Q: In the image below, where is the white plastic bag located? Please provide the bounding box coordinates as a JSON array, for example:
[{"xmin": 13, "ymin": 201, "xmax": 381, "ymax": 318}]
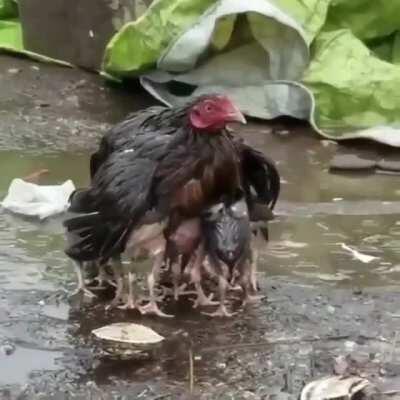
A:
[{"xmin": 1, "ymin": 178, "xmax": 75, "ymax": 220}]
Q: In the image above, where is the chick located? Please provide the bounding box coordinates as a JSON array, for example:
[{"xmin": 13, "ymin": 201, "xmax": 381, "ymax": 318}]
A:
[{"xmin": 201, "ymin": 194, "xmax": 255, "ymax": 317}]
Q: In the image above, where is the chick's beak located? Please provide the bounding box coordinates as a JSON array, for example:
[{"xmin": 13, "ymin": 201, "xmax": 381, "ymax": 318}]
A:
[{"xmin": 227, "ymin": 105, "xmax": 247, "ymax": 124}]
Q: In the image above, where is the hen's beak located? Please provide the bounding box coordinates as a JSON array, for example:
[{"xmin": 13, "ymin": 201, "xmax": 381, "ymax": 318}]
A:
[{"xmin": 227, "ymin": 105, "xmax": 247, "ymax": 124}]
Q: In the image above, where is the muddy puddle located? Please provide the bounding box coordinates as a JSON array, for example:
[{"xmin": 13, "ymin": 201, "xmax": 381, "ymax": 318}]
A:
[{"xmin": 0, "ymin": 55, "xmax": 400, "ymax": 399}]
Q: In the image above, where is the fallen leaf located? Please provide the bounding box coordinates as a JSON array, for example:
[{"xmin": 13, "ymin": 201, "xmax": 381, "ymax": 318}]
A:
[
  {"xmin": 92, "ymin": 323, "xmax": 164, "ymax": 344},
  {"xmin": 301, "ymin": 375, "xmax": 377, "ymax": 400}
]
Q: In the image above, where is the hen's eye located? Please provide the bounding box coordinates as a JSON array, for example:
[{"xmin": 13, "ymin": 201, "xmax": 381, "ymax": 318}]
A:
[{"xmin": 205, "ymin": 104, "xmax": 212, "ymax": 112}]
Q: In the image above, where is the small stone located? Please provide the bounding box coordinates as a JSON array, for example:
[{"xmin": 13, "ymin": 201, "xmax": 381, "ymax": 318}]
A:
[
  {"xmin": 380, "ymin": 362, "xmax": 400, "ymax": 377},
  {"xmin": 216, "ymin": 362, "xmax": 226, "ymax": 369},
  {"xmin": 242, "ymin": 391, "xmax": 258, "ymax": 400},
  {"xmin": 34, "ymin": 100, "xmax": 50, "ymax": 108},
  {"xmin": 327, "ymin": 305, "xmax": 335, "ymax": 314},
  {"xmin": 345, "ymin": 340, "xmax": 357, "ymax": 350},
  {"xmin": 8, "ymin": 68, "xmax": 20, "ymax": 74},
  {"xmin": 275, "ymin": 129, "xmax": 290, "ymax": 136},
  {"xmin": 321, "ymin": 139, "xmax": 337, "ymax": 147},
  {"xmin": 31, "ymin": 65, "xmax": 40, "ymax": 71},
  {"xmin": 334, "ymin": 355, "xmax": 349, "ymax": 375},
  {"xmin": 75, "ymin": 79, "xmax": 87, "ymax": 89},
  {"xmin": 1, "ymin": 344, "xmax": 15, "ymax": 355},
  {"xmin": 353, "ymin": 288, "xmax": 363, "ymax": 295},
  {"xmin": 66, "ymin": 95, "xmax": 80, "ymax": 107},
  {"xmin": 351, "ymin": 352, "xmax": 370, "ymax": 365}
]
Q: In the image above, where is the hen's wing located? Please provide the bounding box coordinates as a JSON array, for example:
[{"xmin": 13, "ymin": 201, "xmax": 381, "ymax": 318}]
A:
[
  {"xmin": 65, "ymin": 133, "xmax": 172, "ymax": 262},
  {"xmin": 90, "ymin": 106, "xmax": 176, "ymax": 178}
]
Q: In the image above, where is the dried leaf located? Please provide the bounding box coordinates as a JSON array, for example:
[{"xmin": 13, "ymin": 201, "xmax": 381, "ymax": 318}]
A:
[
  {"xmin": 301, "ymin": 375, "xmax": 377, "ymax": 400},
  {"xmin": 92, "ymin": 323, "xmax": 164, "ymax": 344}
]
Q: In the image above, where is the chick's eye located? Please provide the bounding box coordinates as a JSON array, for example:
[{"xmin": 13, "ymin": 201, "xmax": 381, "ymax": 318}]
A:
[{"xmin": 205, "ymin": 104, "xmax": 213, "ymax": 112}]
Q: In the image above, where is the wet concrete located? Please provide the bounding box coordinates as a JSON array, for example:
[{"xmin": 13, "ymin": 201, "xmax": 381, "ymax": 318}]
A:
[{"xmin": 1, "ymin": 54, "xmax": 400, "ymax": 399}]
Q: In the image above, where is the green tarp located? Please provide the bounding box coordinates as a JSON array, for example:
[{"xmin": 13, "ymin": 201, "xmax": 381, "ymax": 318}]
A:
[
  {"xmin": 0, "ymin": 0, "xmax": 22, "ymax": 51},
  {"xmin": 2, "ymin": 0, "xmax": 400, "ymax": 146}
]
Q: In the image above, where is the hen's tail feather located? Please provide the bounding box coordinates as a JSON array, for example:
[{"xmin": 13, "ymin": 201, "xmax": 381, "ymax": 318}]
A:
[
  {"xmin": 239, "ymin": 144, "xmax": 280, "ymax": 220},
  {"xmin": 64, "ymin": 213, "xmax": 110, "ymax": 262},
  {"xmin": 68, "ymin": 188, "xmax": 97, "ymax": 213}
]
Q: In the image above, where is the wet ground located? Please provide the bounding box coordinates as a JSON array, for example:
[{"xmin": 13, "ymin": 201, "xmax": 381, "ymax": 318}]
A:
[{"xmin": 0, "ymin": 54, "xmax": 400, "ymax": 399}]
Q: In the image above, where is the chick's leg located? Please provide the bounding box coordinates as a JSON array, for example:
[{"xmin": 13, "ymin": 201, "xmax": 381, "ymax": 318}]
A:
[
  {"xmin": 140, "ymin": 252, "xmax": 174, "ymax": 318},
  {"xmin": 86, "ymin": 261, "xmax": 117, "ymax": 290},
  {"xmin": 164, "ymin": 257, "xmax": 195, "ymax": 299},
  {"xmin": 241, "ymin": 261, "xmax": 265, "ymax": 306},
  {"xmin": 203, "ymin": 275, "xmax": 235, "ymax": 317},
  {"xmin": 118, "ymin": 272, "xmax": 138, "ymax": 310},
  {"xmin": 250, "ymin": 247, "xmax": 259, "ymax": 293},
  {"xmin": 71, "ymin": 261, "xmax": 97, "ymax": 298},
  {"xmin": 171, "ymin": 257, "xmax": 185, "ymax": 300},
  {"xmin": 190, "ymin": 247, "xmax": 218, "ymax": 308},
  {"xmin": 106, "ymin": 256, "xmax": 125, "ymax": 309}
]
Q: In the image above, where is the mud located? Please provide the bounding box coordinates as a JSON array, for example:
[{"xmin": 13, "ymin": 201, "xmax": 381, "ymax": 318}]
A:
[{"xmin": 0, "ymin": 54, "xmax": 400, "ymax": 399}]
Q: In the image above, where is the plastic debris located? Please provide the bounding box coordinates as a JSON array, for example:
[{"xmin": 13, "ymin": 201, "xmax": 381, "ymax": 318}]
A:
[
  {"xmin": 341, "ymin": 243, "xmax": 379, "ymax": 264},
  {"xmin": 1, "ymin": 178, "xmax": 75, "ymax": 219},
  {"xmin": 92, "ymin": 323, "xmax": 164, "ymax": 345}
]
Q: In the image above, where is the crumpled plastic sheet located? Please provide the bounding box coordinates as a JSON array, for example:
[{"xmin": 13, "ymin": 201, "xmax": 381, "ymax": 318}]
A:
[{"xmin": 1, "ymin": 178, "xmax": 75, "ymax": 220}]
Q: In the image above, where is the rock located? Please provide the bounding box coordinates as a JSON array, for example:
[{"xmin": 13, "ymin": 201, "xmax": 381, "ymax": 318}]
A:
[
  {"xmin": 329, "ymin": 154, "xmax": 376, "ymax": 171},
  {"xmin": 8, "ymin": 68, "xmax": 21, "ymax": 74},
  {"xmin": 377, "ymin": 159, "xmax": 400, "ymax": 172}
]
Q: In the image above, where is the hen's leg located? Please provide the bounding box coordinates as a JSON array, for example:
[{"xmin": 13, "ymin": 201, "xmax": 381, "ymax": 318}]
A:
[
  {"xmin": 106, "ymin": 256, "xmax": 125, "ymax": 309},
  {"xmin": 140, "ymin": 252, "xmax": 173, "ymax": 318},
  {"xmin": 71, "ymin": 261, "xmax": 97, "ymax": 298},
  {"xmin": 203, "ymin": 275, "xmax": 235, "ymax": 317}
]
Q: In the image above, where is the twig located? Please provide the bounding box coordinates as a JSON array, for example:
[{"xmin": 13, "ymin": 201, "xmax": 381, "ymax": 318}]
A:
[
  {"xmin": 152, "ymin": 394, "xmax": 172, "ymax": 400},
  {"xmin": 200, "ymin": 334, "xmax": 351, "ymax": 353},
  {"xmin": 189, "ymin": 347, "xmax": 194, "ymax": 394},
  {"xmin": 389, "ymin": 331, "xmax": 399, "ymax": 362},
  {"xmin": 382, "ymin": 390, "xmax": 400, "ymax": 396}
]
